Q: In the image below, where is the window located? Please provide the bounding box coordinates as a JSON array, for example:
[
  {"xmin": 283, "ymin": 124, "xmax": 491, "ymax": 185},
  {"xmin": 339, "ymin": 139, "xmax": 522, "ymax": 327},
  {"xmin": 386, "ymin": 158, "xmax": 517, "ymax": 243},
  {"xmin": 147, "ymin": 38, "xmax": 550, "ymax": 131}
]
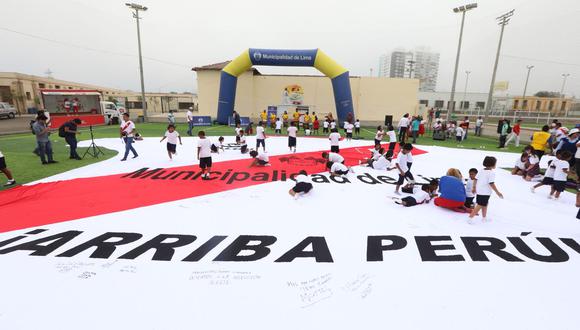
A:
[
  {"xmin": 561, "ymin": 101, "xmax": 567, "ymax": 111},
  {"xmin": 447, "ymin": 101, "xmax": 456, "ymax": 110},
  {"xmin": 522, "ymin": 100, "xmax": 528, "ymax": 109},
  {"xmin": 434, "ymin": 100, "xmax": 444, "ymax": 108},
  {"xmin": 549, "ymin": 101, "xmax": 554, "ymax": 110},
  {"xmin": 513, "ymin": 100, "xmax": 519, "ymax": 109},
  {"xmin": 535, "ymin": 101, "xmax": 541, "ymax": 111},
  {"xmin": 68, "ymin": 87, "xmax": 73, "ymax": 90},
  {"xmin": 127, "ymin": 101, "xmax": 143, "ymax": 109},
  {"xmin": 419, "ymin": 100, "xmax": 429, "ymax": 106},
  {"xmin": 476, "ymin": 102, "xmax": 485, "ymax": 109},
  {"xmin": 26, "ymin": 92, "xmax": 31, "ymax": 100},
  {"xmin": 38, "ymin": 83, "xmax": 46, "ymax": 89},
  {"xmin": 179, "ymin": 102, "xmax": 195, "ymax": 110},
  {"xmin": 461, "ymin": 101, "xmax": 470, "ymax": 109},
  {"xmin": 55, "ymin": 85, "xmax": 60, "ymax": 89}
]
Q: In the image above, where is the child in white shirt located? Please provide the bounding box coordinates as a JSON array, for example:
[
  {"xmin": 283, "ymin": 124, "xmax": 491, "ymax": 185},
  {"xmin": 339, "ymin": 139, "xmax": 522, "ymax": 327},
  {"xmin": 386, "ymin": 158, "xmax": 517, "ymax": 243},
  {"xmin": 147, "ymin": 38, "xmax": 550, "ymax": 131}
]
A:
[
  {"xmin": 289, "ymin": 170, "xmax": 313, "ymax": 198},
  {"xmin": 394, "ymin": 143, "xmax": 414, "ymax": 194},
  {"xmin": 328, "ymin": 129, "xmax": 341, "ymax": 153},
  {"xmin": 159, "ymin": 124, "xmax": 182, "ymax": 160},
  {"xmin": 549, "ymin": 151, "xmax": 572, "ymax": 200},
  {"xmin": 469, "ymin": 156, "xmax": 504, "ymax": 222},
  {"xmin": 327, "ymin": 161, "xmax": 350, "ymax": 177},
  {"xmin": 465, "ymin": 168, "xmax": 477, "ymax": 208},
  {"xmin": 394, "ymin": 185, "xmax": 431, "ymax": 207},
  {"xmin": 249, "ymin": 150, "xmax": 270, "ymax": 167}
]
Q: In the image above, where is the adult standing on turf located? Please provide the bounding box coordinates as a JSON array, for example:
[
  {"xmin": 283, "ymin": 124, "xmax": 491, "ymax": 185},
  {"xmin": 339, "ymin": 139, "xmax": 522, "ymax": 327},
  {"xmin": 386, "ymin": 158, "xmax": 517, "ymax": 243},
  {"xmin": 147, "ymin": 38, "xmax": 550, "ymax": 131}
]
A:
[
  {"xmin": 186, "ymin": 107, "xmax": 194, "ymax": 136},
  {"xmin": 498, "ymin": 119, "xmax": 509, "ymax": 148},
  {"xmin": 475, "ymin": 116, "xmax": 483, "ymax": 136},
  {"xmin": 32, "ymin": 109, "xmax": 51, "ymax": 156},
  {"xmin": 530, "ymin": 125, "xmax": 551, "ymax": 160},
  {"xmin": 33, "ymin": 114, "xmax": 57, "ymax": 165},
  {"xmin": 287, "ymin": 121, "xmax": 298, "ymax": 153},
  {"xmin": 120, "ymin": 113, "xmax": 138, "ymax": 161},
  {"xmin": 256, "ymin": 121, "xmax": 267, "ymax": 152},
  {"xmin": 62, "ymin": 118, "xmax": 82, "ymax": 160},
  {"xmin": 398, "ymin": 113, "xmax": 410, "ymax": 144},
  {"xmin": 0, "ymin": 149, "xmax": 16, "ymax": 186},
  {"xmin": 411, "ymin": 116, "xmax": 421, "ymax": 143},
  {"xmin": 233, "ymin": 110, "xmax": 241, "ymax": 127}
]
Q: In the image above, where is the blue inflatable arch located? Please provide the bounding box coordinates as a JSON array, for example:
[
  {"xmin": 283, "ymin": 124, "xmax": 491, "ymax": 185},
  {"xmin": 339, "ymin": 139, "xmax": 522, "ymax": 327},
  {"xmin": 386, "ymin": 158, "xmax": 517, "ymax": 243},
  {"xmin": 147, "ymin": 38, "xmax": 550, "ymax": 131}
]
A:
[{"xmin": 216, "ymin": 48, "xmax": 355, "ymax": 124}]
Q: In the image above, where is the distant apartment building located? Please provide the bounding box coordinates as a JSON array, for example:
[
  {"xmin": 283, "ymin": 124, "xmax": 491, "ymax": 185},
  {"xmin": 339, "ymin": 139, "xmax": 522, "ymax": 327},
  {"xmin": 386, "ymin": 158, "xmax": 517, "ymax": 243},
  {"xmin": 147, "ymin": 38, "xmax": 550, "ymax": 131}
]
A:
[{"xmin": 378, "ymin": 48, "xmax": 439, "ymax": 92}]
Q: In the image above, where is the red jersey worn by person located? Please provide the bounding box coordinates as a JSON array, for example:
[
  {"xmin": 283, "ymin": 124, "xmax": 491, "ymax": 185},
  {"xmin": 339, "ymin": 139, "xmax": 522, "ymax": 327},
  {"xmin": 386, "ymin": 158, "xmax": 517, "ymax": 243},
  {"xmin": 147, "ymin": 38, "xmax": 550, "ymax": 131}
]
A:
[{"xmin": 513, "ymin": 123, "xmax": 521, "ymax": 135}]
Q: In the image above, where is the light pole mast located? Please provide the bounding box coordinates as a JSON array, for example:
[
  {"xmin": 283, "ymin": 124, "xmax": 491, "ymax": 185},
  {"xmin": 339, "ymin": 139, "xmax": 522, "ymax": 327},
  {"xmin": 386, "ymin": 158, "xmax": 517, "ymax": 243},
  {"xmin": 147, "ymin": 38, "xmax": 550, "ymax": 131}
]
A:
[
  {"xmin": 462, "ymin": 70, "xmax": 471, "ymax": 111},
  {"xmin": 449, "ymin": 3, "xmax": 478, "ymax": 119},
  {"xmin": 521, "ymin": 65, "xmax": 534, "ymax": 113},
  {"xmin": 561, "ymin": 73, "xmax": 570, "ymax": 117},
  {"xmin": 484, "ymin": 9, "xmax": 514, "ymax": 123},
  {"xmin": 126, "ymin": 3, "xmax": 148, "ymax": 122}
]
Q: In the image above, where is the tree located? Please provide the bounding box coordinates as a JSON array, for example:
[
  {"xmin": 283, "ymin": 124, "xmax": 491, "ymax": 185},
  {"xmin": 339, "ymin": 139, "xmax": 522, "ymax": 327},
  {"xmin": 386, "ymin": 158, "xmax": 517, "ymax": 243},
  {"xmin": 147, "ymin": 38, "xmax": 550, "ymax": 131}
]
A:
[{"xmin": 534, "ymin": 91, "xmax": 561, "ymax": 98}]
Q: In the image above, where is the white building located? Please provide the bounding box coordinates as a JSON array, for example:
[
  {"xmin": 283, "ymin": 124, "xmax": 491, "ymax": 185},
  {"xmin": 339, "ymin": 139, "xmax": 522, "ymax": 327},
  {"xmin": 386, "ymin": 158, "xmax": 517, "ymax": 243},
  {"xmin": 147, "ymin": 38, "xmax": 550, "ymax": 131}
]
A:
[
  {"xmin": 418, "ymin": 91, "xmax": 488, "ymax": 112},
  {"xmin": 378, "ymin": 48, "xmax": 440, "ymax": 92}
]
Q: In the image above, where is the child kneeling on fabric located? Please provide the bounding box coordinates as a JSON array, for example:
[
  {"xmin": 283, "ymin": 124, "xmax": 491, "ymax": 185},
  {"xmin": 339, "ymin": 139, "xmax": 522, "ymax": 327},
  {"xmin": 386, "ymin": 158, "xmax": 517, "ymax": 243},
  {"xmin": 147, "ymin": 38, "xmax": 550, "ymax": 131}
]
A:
[
  {"xmin": 394, "ymin": 184, "xmax": 431, "ymax": 207},
  {"xmin": 289, "ymin": 170, "xmax": 313, "ymax": 198}
]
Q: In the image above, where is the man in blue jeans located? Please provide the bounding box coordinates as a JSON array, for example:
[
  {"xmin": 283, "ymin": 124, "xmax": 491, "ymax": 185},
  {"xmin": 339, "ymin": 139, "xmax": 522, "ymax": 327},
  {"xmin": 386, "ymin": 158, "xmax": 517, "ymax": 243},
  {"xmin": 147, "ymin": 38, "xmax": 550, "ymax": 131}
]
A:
[
  {"xmin": 32, "ymin": 114, "xmax": 58, "ymax": 165},
  {"xmin": 62, "ymin": 118, "xmax": 82, "ymax": 160},
  {"xmin": 120, "ymin": 113, "xmax": 139, "ymax": 161}
]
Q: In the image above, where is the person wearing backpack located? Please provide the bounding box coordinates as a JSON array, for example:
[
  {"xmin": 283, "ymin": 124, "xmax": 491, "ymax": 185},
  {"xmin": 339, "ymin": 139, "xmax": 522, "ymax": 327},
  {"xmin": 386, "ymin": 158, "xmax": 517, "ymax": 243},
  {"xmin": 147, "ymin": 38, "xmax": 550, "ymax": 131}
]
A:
[{"xmin": 60, "ymin": 118, "xmax": 82, "ymax": 160}]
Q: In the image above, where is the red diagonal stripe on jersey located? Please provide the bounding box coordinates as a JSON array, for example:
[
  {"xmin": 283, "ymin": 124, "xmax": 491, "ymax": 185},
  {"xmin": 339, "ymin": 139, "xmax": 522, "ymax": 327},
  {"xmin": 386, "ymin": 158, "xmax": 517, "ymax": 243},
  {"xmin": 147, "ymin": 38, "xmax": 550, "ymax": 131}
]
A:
[{"xmin": 0, "ymin": 144, "xmax": 426, "ymax": 233}]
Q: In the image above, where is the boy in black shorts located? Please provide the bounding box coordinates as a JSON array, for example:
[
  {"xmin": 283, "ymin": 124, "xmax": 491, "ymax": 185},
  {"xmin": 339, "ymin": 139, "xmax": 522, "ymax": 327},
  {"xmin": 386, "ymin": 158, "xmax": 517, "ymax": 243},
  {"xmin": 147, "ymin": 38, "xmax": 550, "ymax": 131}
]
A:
[
  {"xmin": 289, "ymin": 170, "xmax": 313, "ymax": 198},
  {"xmin": 0, "ymin": 150, "xmax": 16, "ymax": 186},
  {"xmin": 550, "ymin": 151, "xmax": 572, "ymax": 200},
  {"xmin": 197, "ymin": 131, "xmax": 213, "ymax": 180},
  {"xmin": 210, "ymin": 136, "xmax": 225, "ymax": 153}
]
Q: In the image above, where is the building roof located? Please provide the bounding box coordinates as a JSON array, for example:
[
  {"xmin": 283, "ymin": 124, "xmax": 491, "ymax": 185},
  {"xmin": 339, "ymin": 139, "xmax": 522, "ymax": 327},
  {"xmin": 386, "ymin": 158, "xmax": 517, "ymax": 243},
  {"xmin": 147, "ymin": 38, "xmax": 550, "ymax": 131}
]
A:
[{"xmin": 192, "ymin": 61, "xmax": 261, "ymax": 74}]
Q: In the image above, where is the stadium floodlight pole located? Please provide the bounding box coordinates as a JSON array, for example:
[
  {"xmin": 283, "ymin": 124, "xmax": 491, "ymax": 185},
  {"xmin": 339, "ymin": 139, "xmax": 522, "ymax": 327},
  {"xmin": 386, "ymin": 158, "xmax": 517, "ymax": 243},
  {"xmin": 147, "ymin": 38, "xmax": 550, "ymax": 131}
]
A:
[
  {"xmin": 126, "ymin": 3, "xmax": 148, "ymax": 122},
  {"xmin": 561, "ymin": 73, "xmax": 570, "ymax": 117},
  {"xmin": 521, "ymin": 65, "xmax": 534, "ymax": 113},
  {"xmin": 462, "ymin": 70, "xmax": 471, "ymax": 111},
  {"xmin": 484, "ymin": 9, "xmax": 514, "ymax": 123},
  {"xmin": 449, "ymin": 3, "xmax": 478, "ymax": 118}
]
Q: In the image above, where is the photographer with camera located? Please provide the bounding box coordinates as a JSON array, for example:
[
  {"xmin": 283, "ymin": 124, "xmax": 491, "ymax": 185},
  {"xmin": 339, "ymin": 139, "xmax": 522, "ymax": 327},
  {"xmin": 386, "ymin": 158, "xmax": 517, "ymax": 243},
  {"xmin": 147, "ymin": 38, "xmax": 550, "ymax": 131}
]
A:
[
  {"xmin": 59, "ymin": 118, "xmax": 82, "ymax": 160},
  {"xmin": 120, "ymin": 113, "xmax": 139, "ymax": 161},
  {"xmin": 32, "ymin": 114, "xmax": 57, "ymax": 165}
]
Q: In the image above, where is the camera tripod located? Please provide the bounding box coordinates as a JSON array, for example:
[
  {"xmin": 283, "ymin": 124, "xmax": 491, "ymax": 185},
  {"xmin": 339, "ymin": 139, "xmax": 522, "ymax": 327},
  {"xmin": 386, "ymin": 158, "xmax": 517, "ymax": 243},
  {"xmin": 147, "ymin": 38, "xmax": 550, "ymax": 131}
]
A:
[{"xmin": 82, "ymin": 125, "xmax": 104, "ymax": 159}]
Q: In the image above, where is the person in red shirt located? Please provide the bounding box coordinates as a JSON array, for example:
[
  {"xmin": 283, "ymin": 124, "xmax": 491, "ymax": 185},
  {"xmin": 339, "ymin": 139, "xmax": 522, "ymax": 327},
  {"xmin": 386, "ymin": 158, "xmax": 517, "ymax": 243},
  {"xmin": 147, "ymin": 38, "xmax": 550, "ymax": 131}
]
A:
[
  {"xmin": 312, "ymin": 117, "xmax": 320, "ymax": 135},
  {"xmin": 506, "ymin": 119, "xmax": 522, "ymax": 147}
]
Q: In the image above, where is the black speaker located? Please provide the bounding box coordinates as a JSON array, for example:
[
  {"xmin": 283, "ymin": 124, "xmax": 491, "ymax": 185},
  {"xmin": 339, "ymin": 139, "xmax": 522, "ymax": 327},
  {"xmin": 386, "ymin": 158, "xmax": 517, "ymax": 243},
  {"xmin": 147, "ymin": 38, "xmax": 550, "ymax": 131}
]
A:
[{"xmin": 384, "ymin": 115, "xmax": 393, "ymax": 126}]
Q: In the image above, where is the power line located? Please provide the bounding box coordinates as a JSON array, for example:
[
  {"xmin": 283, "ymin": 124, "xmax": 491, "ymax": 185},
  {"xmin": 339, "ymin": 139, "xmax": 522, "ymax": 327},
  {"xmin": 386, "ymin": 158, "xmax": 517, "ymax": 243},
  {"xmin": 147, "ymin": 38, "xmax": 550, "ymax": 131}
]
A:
[
  {"xmin": 501, "ymin": 54, "xmax": 580, "ymax": 67},
  {"xmin": 0, "ymin": 26, "xmax": 190, "ymax": 69}
]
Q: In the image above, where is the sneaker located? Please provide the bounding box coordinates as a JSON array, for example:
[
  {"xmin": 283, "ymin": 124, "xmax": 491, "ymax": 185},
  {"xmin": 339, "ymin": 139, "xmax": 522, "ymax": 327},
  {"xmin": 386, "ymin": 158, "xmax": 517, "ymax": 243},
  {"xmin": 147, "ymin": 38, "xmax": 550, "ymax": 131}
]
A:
[
  {"xmin": 467, "ymin": 217, "xmax": 475, "ymax": 225},
  {"xmin": 132, "ymin": 155, "xmax": 139, "ymax": 159},
  {"xmin": 4, "ymin": 179, "xmax": 16, "ymax": 187},
  {"xmin": 482, "ymin": 217, "xmax": 491, "ymax": 223},
  {"xmin": 548, "ymin": 195, "xmax": 553, "ymax": 199},
  {"xmin": 530, "ymin": 187, "xmax": 535, "ymax": 193},
  {"xmin": 264, "ymin": 163, "xmax": 271, "ymax": 166},
  {"xmin": 120, "ymin": 158, "xmax": 127, "ymax": 161},
  {"xmin": 48, "ymin": 160, "xmax": 58, "ymax": 164},
  {"xmin": 394, "ymin": 191, "xmax": 401, "ymax": 195},
  {"xmin": 42, "ymin": 161, "xmax": 48, "ymax": 165}
]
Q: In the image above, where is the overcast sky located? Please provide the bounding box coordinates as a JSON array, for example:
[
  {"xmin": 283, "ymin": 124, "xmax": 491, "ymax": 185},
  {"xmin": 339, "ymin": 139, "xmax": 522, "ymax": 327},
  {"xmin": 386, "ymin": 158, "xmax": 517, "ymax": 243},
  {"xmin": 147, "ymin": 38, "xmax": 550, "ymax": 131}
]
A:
[{"xmin": 2, "ymin": 0, "xmax": 579, "ymax": 97}]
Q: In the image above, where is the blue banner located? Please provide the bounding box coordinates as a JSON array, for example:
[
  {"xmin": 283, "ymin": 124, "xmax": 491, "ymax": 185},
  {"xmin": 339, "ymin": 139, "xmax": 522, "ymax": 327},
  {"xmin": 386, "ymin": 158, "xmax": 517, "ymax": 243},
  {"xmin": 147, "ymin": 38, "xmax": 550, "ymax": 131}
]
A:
[
  {"xmin": 228, "ymin": 116, "xmax": 250, "ymax": 127},
  {"xmin": 249, "ymin": 48, "xmax": 317, "ymax": 67},
  {"xmin": 191, "ymin": 116, "xmax": 212, "ymax": 126},
  {"xmin": 267, "ymin": 106, "xmax": 277, "ymax": 125}
]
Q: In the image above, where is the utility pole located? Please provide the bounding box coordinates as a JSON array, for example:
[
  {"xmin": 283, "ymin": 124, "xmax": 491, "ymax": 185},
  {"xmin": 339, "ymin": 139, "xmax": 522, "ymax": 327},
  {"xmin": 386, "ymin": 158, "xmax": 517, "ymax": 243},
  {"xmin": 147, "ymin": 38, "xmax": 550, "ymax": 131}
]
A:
[
  {"xmin": 561, "ymin": 73, "xmax": 570, "ymax": 117},
  {"xmin": 484, "ymin": 9, "xmax": 514, "ymax": 123},
  {"xmin": 521, "ymin": 65, "xmax": 534, "ymax": 113},
  {"xmin": 126, "ymin": 3, "xmax": 148, "ymax": 122},
  {"xmin": 462, "ymin": 70, "xmax": 471, "ymax": 111},
  {"xmin": 450, "ymin": 3, "xmax": 478, "ymax": 118}
]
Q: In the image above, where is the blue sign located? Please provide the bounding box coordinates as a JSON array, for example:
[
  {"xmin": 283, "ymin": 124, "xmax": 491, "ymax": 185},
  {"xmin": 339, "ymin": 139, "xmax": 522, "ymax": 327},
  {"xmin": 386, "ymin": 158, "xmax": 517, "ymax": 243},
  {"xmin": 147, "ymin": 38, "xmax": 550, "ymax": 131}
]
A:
[
  {"xmin": 267, "ymin": 106, "xmax": 277, "ymax": 125},
  {"xmin": 191, "ymin": 116, "xmax": 212, "ymax": 126},
  {"xmin": 249, "ymin": 48, "xmax": 317, "ymax": 67},
  {"xmin": 228, "ymin": 116, "xmax": 250, "ymax": 127}
]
